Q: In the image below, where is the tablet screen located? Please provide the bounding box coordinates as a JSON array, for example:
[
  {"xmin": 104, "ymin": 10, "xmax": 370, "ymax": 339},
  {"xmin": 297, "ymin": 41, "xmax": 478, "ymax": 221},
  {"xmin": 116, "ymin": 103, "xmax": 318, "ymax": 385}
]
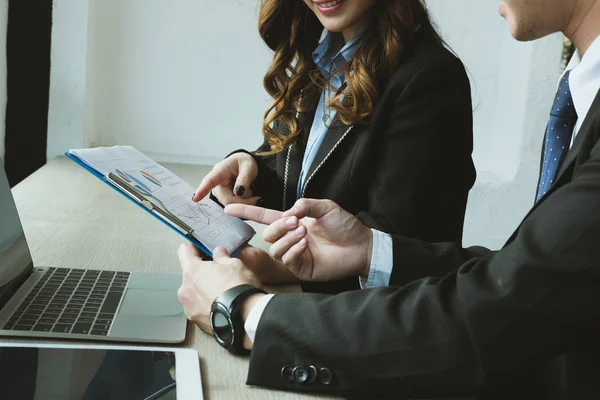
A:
[{"xmin": 0, "ymin": 347, "xmax": 177, "ymax": 399}]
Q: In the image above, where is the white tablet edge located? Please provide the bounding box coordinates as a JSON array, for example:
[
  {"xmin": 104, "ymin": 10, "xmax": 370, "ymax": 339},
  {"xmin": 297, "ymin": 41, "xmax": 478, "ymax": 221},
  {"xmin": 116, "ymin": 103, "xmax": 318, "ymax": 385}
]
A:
[{"xmin": 0, "ymin": 342, "xmax": 203, "ymax": 400}]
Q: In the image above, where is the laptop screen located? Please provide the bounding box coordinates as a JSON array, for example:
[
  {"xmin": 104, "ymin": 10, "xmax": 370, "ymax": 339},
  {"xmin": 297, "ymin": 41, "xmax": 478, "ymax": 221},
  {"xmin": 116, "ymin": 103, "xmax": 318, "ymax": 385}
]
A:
[{"xmin": 0, "ymin": 159, "xmax": 33, "ymax": 299}]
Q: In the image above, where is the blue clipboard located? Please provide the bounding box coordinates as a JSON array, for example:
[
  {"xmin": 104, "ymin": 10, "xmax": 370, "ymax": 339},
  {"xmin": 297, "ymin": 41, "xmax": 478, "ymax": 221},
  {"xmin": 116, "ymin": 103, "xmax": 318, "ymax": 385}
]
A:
[{"xmin": 65, "ymin": 152, "xmax": 247, "ymax": 258}]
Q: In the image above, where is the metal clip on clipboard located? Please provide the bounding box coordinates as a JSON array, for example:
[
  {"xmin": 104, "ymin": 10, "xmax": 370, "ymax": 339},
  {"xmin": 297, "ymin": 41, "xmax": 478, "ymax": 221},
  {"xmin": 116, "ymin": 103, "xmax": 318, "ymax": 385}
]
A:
[{"xmin": 107, "ymin": 172, "xmax": 195, "ymax": 237}]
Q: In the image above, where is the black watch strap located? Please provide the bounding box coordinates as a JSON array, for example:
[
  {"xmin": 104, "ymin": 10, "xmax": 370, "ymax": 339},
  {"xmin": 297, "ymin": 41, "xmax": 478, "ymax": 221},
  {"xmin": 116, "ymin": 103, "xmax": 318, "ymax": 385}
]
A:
[{"xmin": 212, "ymin": 284, "xmax": 266, "ymax": 355}]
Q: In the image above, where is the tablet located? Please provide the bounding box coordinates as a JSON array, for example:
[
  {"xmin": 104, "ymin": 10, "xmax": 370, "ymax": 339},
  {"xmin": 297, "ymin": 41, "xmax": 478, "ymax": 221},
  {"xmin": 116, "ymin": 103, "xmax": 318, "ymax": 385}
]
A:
[{"xmin": 0, "ymin": 342, "xmax": 202, "ymax": 399}]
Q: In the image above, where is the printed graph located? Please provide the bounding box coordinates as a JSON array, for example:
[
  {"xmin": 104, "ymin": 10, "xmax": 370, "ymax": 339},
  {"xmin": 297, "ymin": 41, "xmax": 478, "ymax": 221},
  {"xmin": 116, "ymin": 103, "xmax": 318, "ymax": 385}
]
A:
[
  {"xmin": 170, "ymin": 199, "xmax": 238, "ymax": 241},
  {"xmin": 178, "ymin": 203, "xmax": 212, "ymax": 225}
]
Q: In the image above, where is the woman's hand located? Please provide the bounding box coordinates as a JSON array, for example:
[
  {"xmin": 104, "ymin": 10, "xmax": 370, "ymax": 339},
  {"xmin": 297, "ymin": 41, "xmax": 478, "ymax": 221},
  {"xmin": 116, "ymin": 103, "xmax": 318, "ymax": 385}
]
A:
[
  {"xmin": 235, "ymin": 245, "xmax": 301, "ymax": 284},
  {"xmin": 192, "ymin": 153, "xmax": 261, "ymax": 206}
]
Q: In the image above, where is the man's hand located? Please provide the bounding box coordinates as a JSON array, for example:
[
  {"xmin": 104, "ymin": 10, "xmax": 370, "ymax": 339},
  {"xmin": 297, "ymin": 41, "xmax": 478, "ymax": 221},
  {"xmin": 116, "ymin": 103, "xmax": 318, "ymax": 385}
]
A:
[
  {"xmin": 225, "ymin": 199, "xmax": 373, "ymax": 282},
  {"xmin": 236, "ymin": 245, "xmax": 301, "ymax": 284},
  {"xmin": 177, "ymin": 243, "xmax": 265, "ymax": 350}
]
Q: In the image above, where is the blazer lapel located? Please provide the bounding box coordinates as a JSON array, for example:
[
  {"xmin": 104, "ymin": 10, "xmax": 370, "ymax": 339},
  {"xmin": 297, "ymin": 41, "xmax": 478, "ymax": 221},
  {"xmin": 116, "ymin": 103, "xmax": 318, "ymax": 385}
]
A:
[
  {"xmin": 535, "ymin": 88, "xmax": 600, "ymax": 206},
  {"xmin": 304, "ymin": 117, "xmax": 354, "ymax": 184},
  {"xmin": 281, "ymin": 93, "xmax": 319, "ymax": 209},
  {"xmin": 554, "ymin": 89, "xmax": 600, "ymax": 180},
  {"xmin": 301, "ymin": 81, "xmax": 356, "ymax": 188},
  {"xmin": 505, "ymin": 88, "xmax": 600, "ymax": 244},
  {"xmin": 282, "ymin": 141, "xmax": 304, "ymax": 210}
]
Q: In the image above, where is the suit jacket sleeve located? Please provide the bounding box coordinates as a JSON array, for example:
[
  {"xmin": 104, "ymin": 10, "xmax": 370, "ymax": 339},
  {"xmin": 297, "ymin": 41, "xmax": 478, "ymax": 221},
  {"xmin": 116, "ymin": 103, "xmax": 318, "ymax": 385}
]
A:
[
  {"xmin": 246, "ymin": 136, "xmax": 600, "ymax": 397},
  {"xmin": 353, "ymin": 58, "xmax": 476, "ymax": 284}
]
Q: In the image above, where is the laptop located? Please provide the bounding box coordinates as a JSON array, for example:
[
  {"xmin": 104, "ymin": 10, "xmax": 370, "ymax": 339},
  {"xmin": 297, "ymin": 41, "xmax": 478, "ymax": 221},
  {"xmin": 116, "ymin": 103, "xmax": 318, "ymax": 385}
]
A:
[{"xmin": 0, "ymin": 159, "xmax": 187, "ymax": 343}]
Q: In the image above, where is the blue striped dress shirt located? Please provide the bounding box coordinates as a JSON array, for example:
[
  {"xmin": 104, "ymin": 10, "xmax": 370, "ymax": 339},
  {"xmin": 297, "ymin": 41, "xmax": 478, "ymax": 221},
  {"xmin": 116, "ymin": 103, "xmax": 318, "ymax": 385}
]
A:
[{"xmin": 296, "ymin": 30, "xmax": 363, "ymax": 199}]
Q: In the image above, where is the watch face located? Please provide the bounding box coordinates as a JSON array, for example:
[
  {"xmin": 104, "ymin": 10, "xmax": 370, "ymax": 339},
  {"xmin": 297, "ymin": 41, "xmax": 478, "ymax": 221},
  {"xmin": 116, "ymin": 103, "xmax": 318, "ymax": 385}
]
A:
[{"xmin": 210, "ymin": 308, "xmax": 233, "ymax": 345}]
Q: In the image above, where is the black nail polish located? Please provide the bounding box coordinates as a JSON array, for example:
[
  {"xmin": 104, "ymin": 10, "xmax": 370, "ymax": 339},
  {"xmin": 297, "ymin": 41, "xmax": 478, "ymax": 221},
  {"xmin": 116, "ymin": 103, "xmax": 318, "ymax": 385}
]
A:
[
  {"xmin": 257, "ymin": 198, "xmax": 264, "ymax": 207},
  {"xmin": 235, "ymin": 186, "xmax": 246, "ymax": 197}
]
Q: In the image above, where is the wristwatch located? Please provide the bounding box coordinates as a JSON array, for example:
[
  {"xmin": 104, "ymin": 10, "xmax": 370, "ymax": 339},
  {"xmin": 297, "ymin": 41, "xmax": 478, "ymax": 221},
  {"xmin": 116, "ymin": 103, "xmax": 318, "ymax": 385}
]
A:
[{"xmin": 210, "ymin": 284, "xmax": 266, "ymax": 355}]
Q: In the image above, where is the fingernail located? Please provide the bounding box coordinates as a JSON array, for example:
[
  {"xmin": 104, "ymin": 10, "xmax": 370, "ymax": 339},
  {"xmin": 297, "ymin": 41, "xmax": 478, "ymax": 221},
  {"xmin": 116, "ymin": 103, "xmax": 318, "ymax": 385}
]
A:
[
  {"xmin": 234, "ymin": 186, "xmax": 246, "ymax": 197},
  {"xmin": 257, "ymin": 198, "xmax": 264, "ymax": 207},
  {"xmin": 285, "ymin": 217, "xmax": 297, "ymax": 228},
  {"xmin": 294, "ymin": 226, "xmax": 304, "ymax": 235}
]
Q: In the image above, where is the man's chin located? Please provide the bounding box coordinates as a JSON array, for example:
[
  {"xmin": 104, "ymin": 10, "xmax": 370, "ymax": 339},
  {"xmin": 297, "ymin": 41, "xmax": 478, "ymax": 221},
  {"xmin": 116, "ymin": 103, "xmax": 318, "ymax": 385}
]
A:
[
  {"xmin": 503, "ymin": 15, "xmax": 532, "ymax": 42},
  {"xmin": 510, "ymin": 27, "xmax": 545, "ymax": 43}
]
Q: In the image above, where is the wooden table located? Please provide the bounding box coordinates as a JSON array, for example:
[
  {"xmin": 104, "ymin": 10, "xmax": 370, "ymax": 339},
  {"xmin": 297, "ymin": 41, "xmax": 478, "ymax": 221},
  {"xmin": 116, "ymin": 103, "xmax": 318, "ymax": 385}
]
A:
[{"xmin": 8, "ymin": 156, "xmax": 336, "ymax": 400}]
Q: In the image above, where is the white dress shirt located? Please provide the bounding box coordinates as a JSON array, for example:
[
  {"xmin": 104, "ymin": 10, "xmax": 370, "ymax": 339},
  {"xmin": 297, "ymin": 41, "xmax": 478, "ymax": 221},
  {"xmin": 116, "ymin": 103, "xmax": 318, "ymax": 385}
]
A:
[
  {"xmin": 244, "ymin": 229, "xmax": 393, "ymax": 342},
  {"xmin": 244, "ymin": 34, "xmax": 600, "ymax": 343},
  {"xmin": 566, "ymin": 34, "xmax": 600, "ymax": 143}
]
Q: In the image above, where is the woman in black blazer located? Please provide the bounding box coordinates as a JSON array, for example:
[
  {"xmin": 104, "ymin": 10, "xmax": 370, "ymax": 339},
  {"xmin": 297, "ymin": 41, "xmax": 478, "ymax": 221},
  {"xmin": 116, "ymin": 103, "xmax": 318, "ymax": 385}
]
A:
[{"xmin": 193, "ymin": 0, "xmax": 475, "ymax": 294}]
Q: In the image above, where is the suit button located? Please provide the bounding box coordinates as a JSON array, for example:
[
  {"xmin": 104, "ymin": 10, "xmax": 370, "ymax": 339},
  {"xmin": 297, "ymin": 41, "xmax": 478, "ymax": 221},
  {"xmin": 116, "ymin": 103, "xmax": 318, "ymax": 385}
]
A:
[
  {"xmin": 318, "ymin": 367, "xmax": 333, "ymax": 385},
  {"xmin": 281, "ymin": 365, "xmax": 294, "ymax": 382},
  {"xmin": 293, "ymin": 366, "xmax": 308, "ymax": 383},
  {"xmin": 307, "ymin": 365, "xmax": 318, "ymax": 383}
]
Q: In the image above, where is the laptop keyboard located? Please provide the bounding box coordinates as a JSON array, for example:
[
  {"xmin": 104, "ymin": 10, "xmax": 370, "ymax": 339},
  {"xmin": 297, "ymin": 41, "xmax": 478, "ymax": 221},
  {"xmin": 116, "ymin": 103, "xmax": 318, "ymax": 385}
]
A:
[{"xmin": 2, "ymin": 267, "xmax": 130, "ymax": 336}]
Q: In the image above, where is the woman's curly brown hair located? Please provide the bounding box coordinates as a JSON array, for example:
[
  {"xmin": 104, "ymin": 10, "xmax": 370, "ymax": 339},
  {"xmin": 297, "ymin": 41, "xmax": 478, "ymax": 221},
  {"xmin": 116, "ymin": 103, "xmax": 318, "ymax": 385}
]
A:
[{"xmin": 257, "ymin": 0, "xmax": 441, "ymax": 155}]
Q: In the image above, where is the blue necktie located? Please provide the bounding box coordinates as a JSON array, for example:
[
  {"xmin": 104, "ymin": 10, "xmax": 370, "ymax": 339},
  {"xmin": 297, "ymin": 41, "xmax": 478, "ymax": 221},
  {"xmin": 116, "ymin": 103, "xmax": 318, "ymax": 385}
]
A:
[{"xmin": 536, "ymin": 71, "xmax": 578, "ymax": 202}]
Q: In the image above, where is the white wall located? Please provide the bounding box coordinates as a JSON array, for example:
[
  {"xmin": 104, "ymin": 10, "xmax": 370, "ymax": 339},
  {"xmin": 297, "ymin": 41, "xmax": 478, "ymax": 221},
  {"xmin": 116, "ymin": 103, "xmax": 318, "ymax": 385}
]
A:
[
  {"xmin": 48, "ymin": 0, "xmax": 273, "ymax": 165},
  {"xmin": 47, "ymin": 0, "xmax": 90, "ymax": 159},
  {"xmin": 87, "ymin": 0, "xmax": 272, "ymax": 165},
  {"xmin": 427, "ymin": 2, "xmax": 563, "ymax": 247},
  {"xmin": 0, "ymin": 0, "xmax": 8, "ymax": 160},
  {"xmin": 47, "ymin": 0, "xmax": 564, "ymax": 248}
]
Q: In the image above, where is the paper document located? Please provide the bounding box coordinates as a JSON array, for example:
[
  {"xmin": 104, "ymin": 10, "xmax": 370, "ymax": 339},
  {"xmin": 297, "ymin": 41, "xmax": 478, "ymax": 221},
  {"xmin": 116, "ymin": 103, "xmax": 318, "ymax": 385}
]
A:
[{"xmin": 67, "ymin": 146, "xmax": 255, "ymax": 254}]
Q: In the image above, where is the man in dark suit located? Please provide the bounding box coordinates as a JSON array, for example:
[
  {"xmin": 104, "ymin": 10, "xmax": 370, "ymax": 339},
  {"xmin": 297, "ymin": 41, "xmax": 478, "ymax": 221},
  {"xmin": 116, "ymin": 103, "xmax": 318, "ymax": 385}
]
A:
[{"xmin": 177, "ymin": 0, "xmax": 600, "ymax": 398}]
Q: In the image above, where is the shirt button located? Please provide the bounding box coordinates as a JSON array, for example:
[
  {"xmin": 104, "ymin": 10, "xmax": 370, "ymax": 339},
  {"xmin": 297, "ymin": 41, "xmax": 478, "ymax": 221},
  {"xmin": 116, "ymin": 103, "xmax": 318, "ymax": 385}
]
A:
[
  {"xmin": 307, "ymin": 365, "xmax": 318, "ymax": 383},
  {"xmin": 293, "ymin": 366, "xmax": 309, "ymax": 383},
  {"xmin": 280, "ymin": 365, "xmax": 294, "ymax": 383},
  {"xmin": 318, "ymin": 367, "xmax": 334, "ymax": 385}
]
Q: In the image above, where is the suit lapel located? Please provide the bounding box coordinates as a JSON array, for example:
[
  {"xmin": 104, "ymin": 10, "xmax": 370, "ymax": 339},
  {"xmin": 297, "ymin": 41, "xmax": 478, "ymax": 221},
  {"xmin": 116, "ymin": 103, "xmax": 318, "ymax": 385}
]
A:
[
  {"xmin": 534, "ymin": 88, "xmax": 600, "ymax": 205},
  {"xmin": 301, "ymin": 81, "xmax": 356, "ymax": 186},
  {"xmin": 505, "ymin": 88, "xmax": 600, "ymax": 244},
  {"xmin": 283, "ymin": 142, "xmax": 304, "ymax": 210},
  {"xmin": 554, "ymin": 89, "xmax": 600, "ymax": 180},
  {"xmin": 304, "ymin": 117, "xmax": 354, "ymax": 181},
  {"xmin": 281, "ymin": 92, "xmax": 319, "ymax": 209}
]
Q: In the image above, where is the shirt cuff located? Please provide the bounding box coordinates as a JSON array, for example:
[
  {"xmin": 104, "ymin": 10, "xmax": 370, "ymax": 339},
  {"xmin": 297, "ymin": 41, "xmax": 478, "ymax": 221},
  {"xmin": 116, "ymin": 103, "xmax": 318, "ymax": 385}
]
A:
[
  {"xmin": 359, "ymin": 229, "xmax": 393, "ymax": 289},
  {"xmin": 244, "ymin": 293, "xmax": 275, "ymax": 343}
]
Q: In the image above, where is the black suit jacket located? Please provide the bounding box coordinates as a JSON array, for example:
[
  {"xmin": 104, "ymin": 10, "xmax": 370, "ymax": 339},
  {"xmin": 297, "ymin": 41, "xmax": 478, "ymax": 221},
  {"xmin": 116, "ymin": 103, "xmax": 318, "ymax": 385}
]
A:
[
  {"xmin": 245, "ymin": 85, "xmax": 600, "ymax": 398},
  {"xmin": 239, "ymin": 29, "xmax": 475, "ymax": 294}
]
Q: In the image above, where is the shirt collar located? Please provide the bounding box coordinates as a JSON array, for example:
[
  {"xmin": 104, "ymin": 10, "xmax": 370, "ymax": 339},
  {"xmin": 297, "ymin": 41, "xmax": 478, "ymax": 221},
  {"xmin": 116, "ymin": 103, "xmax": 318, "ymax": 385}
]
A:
[
  {"xmin": 312, "ymin": 29, "xmax": 363, "ymax": 88},
  {"xmin": 563, "ymin": 34, "xmax": 600, "ymax": 125}
]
